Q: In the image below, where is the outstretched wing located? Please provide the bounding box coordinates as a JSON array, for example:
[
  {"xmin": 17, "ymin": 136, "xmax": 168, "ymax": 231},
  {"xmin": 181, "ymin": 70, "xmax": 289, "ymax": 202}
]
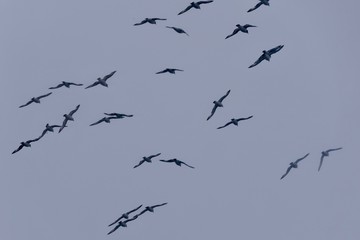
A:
[
  {"xmin": 181, "ymin": 161, "xmax": 195, "ymax": 169},
  {"xmin": 243, "ymin": 24, "xmax": 257, "ymax": 29},
  {"xmin": 247, "ymin": 2, "xmax": 263, "ymax": 13},
  {"xmin": 133, "ymin": 160, "xmax": 145, "ymax": 168},
  {"xmin": 69, "ymin": 104, "xmax": 80, "ymax": 116},
  {"xmin": 58, "ymin": 118, "xmax": 68, "ymax": 133},
  {"xmin": 148, "ymin": 153, "xmax": 161, "ymax": 159},
  {"xmin": 217, "ymin": 121, "xmax": 232, "ymax": 129},
  {"xmin": 103, "ymin": 71, "xmax": 116, "ymax": 82},
  {"xmin": 268, "ymin": 45, "xmax": 284, "ymax": 55},
  {"xmin": 19, "ymin": 99, "xmax": 34, "ymax": 108},
  {"xmin": 134, "ymin": 19, "xmax": 147, "ymax": 26},
  {"xmin": 218, "ymin": 90, "xmax": 231, "ymax": 103},
  {"xmin": 295, "ymin": 153, "xmax": 310, "ymax": 164},
  {"xmin": 90, "ymin": 118, "xmax": 105, "ymax": 126},
  {"xmin": 153, "ymin": 18, "xmax": 166, "ymax": 21},
  {"xmin": 280, "ymin": 166, "xmax": 292, "ymax": 180},
  {"xmin": 49, "ymin": 83, "xmax": 64, "ymax": 89},
  {"xmin": 127, "ymin": 204, "xmax": 143, "ymax": 215},
  {"xmin": 178, "ymin": 5, "xmax": 193, "ymax": 15},
  {"xmin": 249, "ymin": 54, "xmax": 266, "ymax": 68},
  {"xmin": 156, "ymin": 69, "xmax": 168, "ymax": 74},
  {"xmin": 85, "ymin": 81, "xmax": 99, "ymax": 89},
  {"xmin": 107, "ymin": 223, "xmax": 121, "ymax": 235},
  {"xmin": 225, "ymin": 28, "xmax": 240, "ymax": 39},
  {"xmin": 236, "ymin": 115, "xmax": 253, "ymax": 122},
  {"xmin": 159, "ymin": 159, "xmax": 174, "ymax": 163},
  {"xmin": 12, "ymin": 145, "xmax": 24, "ymax": 154},
  {"xmin": 327, "ymin": 147, "xmax": 343, "ymax": 153},
  {"xmin": 318, "ymin": 155, "xmax": 325, "ymax": 172},
  {"xmin": 198, "ymin": 1, "xmax": 214, "ymax": 5},
  {"xmin": 206, "ymin": 105, "xmax": 218, "ymax": 121},
  {"xmin": 68, "ymin": 82, "xmax": 83, "ymax": 86},
  {"xmin": 152, "ymin": 202, "xmax": 168, "ymax": 208},
  {"xmin": 108, "ymin": 216, "xmax": 124, "ymax": 227},
  {"xmin": 38, "ymin": 92, "xmax": 52, "ymax": 99}
]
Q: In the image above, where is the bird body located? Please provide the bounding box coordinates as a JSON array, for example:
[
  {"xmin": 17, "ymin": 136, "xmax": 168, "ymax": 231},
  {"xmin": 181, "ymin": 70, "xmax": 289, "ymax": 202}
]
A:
[
  {"xmin": 134, "ymin": 18, "xmax": 166, "ymax": 26},
  {"xmin": 280, "ymin": 153, "xmax": 310, "ymax": 179},
  {"xmin": 19, "ymin": 92, "xmax": 52, "ymax": 108},
  {"xmin": 59, "ymin": 104, "xmax": 80, "ymax": 133},
  {"xmin": 138, "ymin": 203, "xmax": 168, "ymax": 215},
  {"xmin": 207, "ymin": 90, "xmax": 231, "ymax": 121},
  {"xmin": 107, "ymin": 215, "xmax": 138, "ymax": 235},
  {"xmin": 247, "ymin": 0, "xmax": 270, "ymax": 13},
  {"xmin": 89, "ymin": 117, "xmax": 117, "ymax": 126},
  {"xmin": 217, "ymin": 116, "xmax": 253, "ymax": 129},
  {"xmin": 318, "ymin": 148, "xmax": 342, "ymax": 171},
  {"xmin": 225, "ymin": 24, "xmax": 256, "ymax": 39},
  {"xmin": 85, "ymin": 71, "xmax": 116, "ymax": 89},
  {"xmin": 12, "ymin": 137, "xmax": 42, "ymax": 154},
  {"xmin": 134, "ymin": 153, "xmax": 161, "ymax": 168},
  {"xmin": 156, "ymin": 68, "xmax": 184, "ymax": 74},
  {"xmin": 178, "ymin": 1, "xmax": 214, "ymax": 15},
  {"xmin": 108, "ymin": 204, "xmax": 143, "ymax": 227},
  {"xmin": 159, "ymin": 158, "xmax": 195, "ymax": 168},
  {"xmin": 104, "ymin": 113, "xmax": 133, "ymax": 119},
  {"xmin": 49, "ymin": 81, "xmax": 83, "ymax": 89},
  {"xmin": 166, "ymin": 26, "xmax": 189, "ymax": 36},
  {"xmin": 249, "ymin": 45, "xmax": 284, "ymax": 68}
]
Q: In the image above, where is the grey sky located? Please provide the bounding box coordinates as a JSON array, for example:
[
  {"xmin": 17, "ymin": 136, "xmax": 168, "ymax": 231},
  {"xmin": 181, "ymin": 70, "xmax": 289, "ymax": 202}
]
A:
[{"xmin": 1, "ymin": 0, "xmax": 360, "ymax": 239}]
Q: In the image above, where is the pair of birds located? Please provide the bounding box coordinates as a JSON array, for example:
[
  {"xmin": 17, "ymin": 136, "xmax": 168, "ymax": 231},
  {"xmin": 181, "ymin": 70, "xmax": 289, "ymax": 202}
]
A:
[
  {"xmin": 207, "ymin": 90, "xmax": 253, "ymax": 129},
  {"xmin": 134, "ymin": 19, "xmax": 189, "ymax": 36},
  {"xmin": 134, "ymin": 153, "xmax": 195, "ymax": 169},
  {"xmin": 107, "ymin": 203, "xmax": 167, "ymax": 235},
  {"xmin": 90, "ymin": 113, "xmax": 133, "ymax": 126},
  {"xmin": 280, "ymin": 148, "xmax": 343, "ymax": 179}
]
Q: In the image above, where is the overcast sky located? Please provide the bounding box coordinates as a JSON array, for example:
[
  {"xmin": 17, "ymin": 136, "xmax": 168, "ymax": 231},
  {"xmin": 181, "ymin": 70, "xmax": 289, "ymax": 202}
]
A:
[{"xmin": 1, "ymin": 0, "xmax": 360, "ymax": 239}]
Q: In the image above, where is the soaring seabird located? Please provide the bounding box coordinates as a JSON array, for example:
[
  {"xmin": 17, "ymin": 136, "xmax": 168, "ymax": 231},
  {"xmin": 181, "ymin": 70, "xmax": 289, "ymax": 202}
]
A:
[
  {"xmin": 217, "ymin": 116, "xmax": 253, "ymax": 129},
  {"xmin": 89, "ymin": 117, "xmax": 117, "ymax": 126},
  {"xmin": 108, "ymin": 204, "xmax": 143, "ymax": 227},
  {"xmin": 138, "ymin": 203, "xmax": 168, "ymax": 216},
  {"xmin": 59, "ymin": 104, "xmax": 80, "ymax": 133},
  {"xmin": 207, "ymin": 90, "xmax": 231, "ymax": 121},
  {"xmin": 85, "ymin": 71, "xmax": 116, "ymax": 89},
  {"xmin": 225, "ymin": 24, "xmax": 257, "ymax": 39},
  {"xmin": 19, "ymin": 92, "xmax": 52, "ymax": 108},
  {"xmin": 134, "ymin": 153, "xmax": 161, "ymax": 168},
  {"xmin": 318, "ymin": 148, "xmax": 343, "ymax": 171},
  {"xmin": 40, "ymin": 123, "xmax": 62, "ymax": 138},
  {"xmin": 178, "ymin": 1, "xmax": 214, "ymax": 15},
  {"xmin": 159, "ymin": 158, "xmax": 195, "ymax": 169},
  {"xmin": 247, "ymin": 0, "xmax": 270, "ymax": 13},
  {"xmin": 280, "ymin": 153, "xmax": 310, "ymax": 179},
  {"xmin": 104, "ymin": 113, "xmax": 134, "ymax": 119},
  {"xmin": 107, "ymin": 215, "xmax": 139, "ymax": 235},
  {"xmin": 166, "ymin": 26, "xmax": 189, "ymax": 36},
  {"xmin": 249, "ymin": 45, "xmax": 284, "ymax": 68},
  {"xmin": 49, "ymin": 81, "xmax": 83, "ymax": 89},
  {"xmin": 156, "ymin": 68, "xmax": 184, "ymax": 74},
  {"xmin": 134, "ymin": 18, "xmax": 166, "ymax": 26},
  {"xmin": 12, "ymin": 136, "xmax": 42, "ymax": 154}
]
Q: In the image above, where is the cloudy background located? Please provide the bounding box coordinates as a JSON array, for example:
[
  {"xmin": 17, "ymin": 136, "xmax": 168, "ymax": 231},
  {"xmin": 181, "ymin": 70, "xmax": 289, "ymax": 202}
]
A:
[{"xmin": 1, "ymin": 0, "xmax": 360, "ymax": 239}]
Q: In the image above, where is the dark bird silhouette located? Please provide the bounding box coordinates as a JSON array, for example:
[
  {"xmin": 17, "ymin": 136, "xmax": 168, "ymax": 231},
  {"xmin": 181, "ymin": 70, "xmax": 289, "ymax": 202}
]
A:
[
  {"xmin": 107, "ymin": 215, "xmax": 139, "ymax": 235},
  {"xmin": 134, "ymin": 18, "xmax": 166, "ymax": 26},
  {"xmin": 207, "ymin": 90, "xmax": 231, "ymax": 121},
  {"xmin": 166, "ymin": 26, "xmax": 189, "ymax": 36},
  {"xmin": 249, "ymin": 45, "xmax": 284, "ymax": 68},
  {"xmin": 225, "ymin": 24, "xmax": 257, "ymax": 39},
  {"xmin": 247, "ymin": 0, "xmax": 270, "ymax": 13},
  {"xmin": 49, "ymin": 81, "xmax": 83, "ymax": 89},
  {"xmin": 108, "ymin": 204, "xmax": 143, "ymax": 227},
  {"xmin": 178, "ymin": 1, "xmax": 214, "ymax": 15},
  {"xmin": 280, "ymin": 153, "xmax": 310, "ymax": 179},
  {"xmin": 159, "ymin": 158, "xmax": 194, "ymax": 169},
  {"xmin": 40, "ymin": 123, "xmax": 62, "ymax": 138},
  {"xmin": 85, "ymin": 71, "xmax": 116, "ymax": 89},
  {"xmin": 318, "ymin": 148, "xmax": 343, "ymax": 171},
  {"xmin": 156, "ymin": 68, "xmax": 184, "ymax": 74},
  {"xmin": 59, "ymin": 104, "xmax": 80, "ymax": 133},
  {"xmin": 19, "ymin": 92, "xmax": 52, "ymax": 108},
  {"xmin": 12, "ymin": 137, "xmax": 42, "ymax": 154},
  {"xmin": 217, "ymin": 116, "xmax": 253, "ymax": 129},
  {"xmin": 134, "ymin": 153, "xmax": 161, "ymax": 168},
  {"xmin": 138, "ymin": 203, "xmax": 168, "ymax": 216},
  {"xmin": 89, "ymin": 117, "xmax": 117, "ymax": 126}
]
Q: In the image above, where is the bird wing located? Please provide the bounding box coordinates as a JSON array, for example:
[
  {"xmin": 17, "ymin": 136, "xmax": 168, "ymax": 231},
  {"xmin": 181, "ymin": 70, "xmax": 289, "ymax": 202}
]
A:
[
  {"xmin": 327, "ymin": 147, "xmax": 343, "ymax": 153},
  {"xmin": 149, "ymin": 153, "xmax": 161, "ymax": 159},
  {"xmin": 156, "ymin": 69, "xmax": 168, "ymax": 74},
  {"xmin": 249, "ymin": 54, "xmax": 266, "ymax": 68},
  {"xmin": 318, "ymin": 155, "xmax": 325, "ymax": 171},
  {"xmin": 28, "ymin": 135, "xmax": 43, "ymax": 143},
  {"xmin": 107, "ymin": 223, "xmax": 121, "ymax": 235},
  {"xmin": 58, "ymin": 118, "xmax": 68, "ymax": 133},
  {"xmin": 236, "ymin": 115, "xmax": 253, "ymax": 122},
  {"xmin": 173, "ymin": 69, "xmax": 184, "ymax": 71},
  {"xmin": 49, "ymin": 83, "xmax": 64, "ymax": 89},
  {"xmin": 127, "ymin": 204, "xmax": 143, "ymax": 215},
  {"xmin": 280, "ymin": 166, "xmax": 292, "ymax": 180},
  {"xmin": 225, "ymin": 28, "xmax": 240, "ymax": 39},
  {"xmin": 68, "ymin": 82, "xmax": 83, "ymax": 86},
  {"xmin": 38, "ymin": 92, "xmax": 52, "ymax": 99},
  {"xmin": 133, "ymin": 160, "xmax": 145, "ymax": 168},
  {"xmin": 104, "ymin": 113, "xmax": 116, "ymax": 116},
  {"xmin": 268, "ymin": 45, "xmax": 284, "ymax": 55},
  {"xmin": 295, "ymin": 153, "xmax": 310, "ymax": 164},
  {"xmin": 217, "ymin": 121, "xmax": 232, "ymax": 129},
  {"xmin": 69, "ymin": 104, "xmax": 80, "ymax": 116},
  {"xmin": 181, "ymin": 161, "xmax": 195, "ymax": 169},
  {"xmin": 178, "ymin": 5, "xmax": 193, "ymax": 15},
  {"xmin": 40, "ymin": 129, "xmax": 48, "ymax": 138},
  {"xmin": 243, "ymin": 24, "xmax": 257, "ymax": 28},
  {"xmin": 247, "ymin": 2, "xmax": 263, "ymax": 12},
  {"xmin": 85, "ymin": 81, "xmax": 99, "ymax": 89},
  {"xmin": 198, "ymin": 0, "xmax": 213, "ymax": 4},
  {"xmin": 103, "ymin": 71, "xmax": 116, "ymax": 82},
  {"xmin": 206, "ymin": 105, "xmax": 218, "ymax": 121},
  {"xmin": 159, "ymin": 159, "xmax": 174, "ymax": 163},
  {"xmin": 108, "ymin": 216, "xmax": 124, "ymax": 227},
  {"xmin": 134, "ymin": 19, "xmax": 147, "ymax": 26},
  {"xmin": 152, "ymin": 202, "xmax": 168, "ymax": 208},
  {"xmin": 90, "ymin": 118, "xmax": 105, "ymax": 126},
  {"xmin": 153, "ymin": 18, "xmax": 166, "ymax": 21},
  {"xmin": 219, "ymin": 90, "xmax": 231, "ymax": 102},
  {"xmin": 12, "ymin": 145, "xmax": 24, "ymax": 154},
  {"xmin": 19, "ymin": 99, "xmax": 34, "ymax": 108}
]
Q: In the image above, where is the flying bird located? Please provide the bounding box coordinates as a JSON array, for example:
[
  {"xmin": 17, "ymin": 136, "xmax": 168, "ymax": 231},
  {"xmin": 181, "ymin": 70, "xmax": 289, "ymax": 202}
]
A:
[
  {"xmin": 108, "ymin": 204, "xmax": 143, "ymax": 227},
  {"xmin": 207, "ymin": 90, "xmax": 231, "ymax": 121},
  {"xmin": 49, "ymin": 81, "xmax": 83, "ymax": 89},
  {"xmin": 178, "ymin": 1, "xmax": 214, "ymax": 15},
  {"xmin": 89, "ymin": 117, "xmax": 117, "ymax": 126},
  {"xmin": 104, "ymin": 113, "xmax": 134, "ymax": 119},
  {"xmin": 156, "ymin": 68, "xmax": 184, "ymax": 74},
  {"xmin": 19, "ymin": 92, "xmax": 52, "ymax": 108},
  {"xmin": 249, "ymin": 45, "xmax": 284, "ymax": 68},
  {"xmin": 12, "ymin": 137, "xmax": 42, "ymax": 154},
  {"xmin": 159, "ymin": 158, "xmax": 195, "ymax": 169},
  {"xmin": 280, "ymin": 153, "xmax": 310, "ymax": 179},
  {"xmin": 134, "ymin": 153, "xmax": 161, "ymax": 168},
  {"xmin": 247, "ymin": 0, "xmax": 270, "ymax": 13},
  {"xmin": 107, "ymin": 215, "xmax": 139, "ymax": 235},
  {"xmin": 318, "ymin": 148, "xmax": 343, "ymax": 171},
  {"xmin": 85, "ymin": 71, "xmax": 116, "ymax": 89},
  {"xmin": 217, "ymin": 116, "xmax": 253, "ymax": 129},
  {"xmin": 166, "ymin": 26, "xmax": 189, "ymax": 36},
  {"xmin": 40, "ymin": 123, "xmax": 62, "ymax": 138},
  {"xmin": 134, "ymin": 18, "xmax": 166, "ymax": 26},
  {"xmin": 138, "ymin": 203, "xmax": 168, "ymax": 216},
  {"xmin": 225, "ymin": 24, "xmax": 257, "ymax": 39},
  {"xmin": 59, "ymin": 104, "xmax": 80, "ymax": 133}
]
